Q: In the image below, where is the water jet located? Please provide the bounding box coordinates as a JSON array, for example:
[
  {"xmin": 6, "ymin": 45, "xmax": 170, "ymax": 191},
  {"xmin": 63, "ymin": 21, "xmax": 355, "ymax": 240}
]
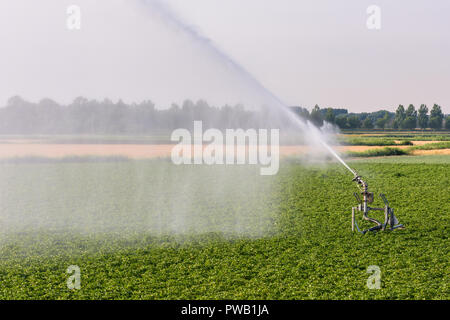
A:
[{"xmin": 143, "ymin": 0, "xmax": 407, "ymax": 234}]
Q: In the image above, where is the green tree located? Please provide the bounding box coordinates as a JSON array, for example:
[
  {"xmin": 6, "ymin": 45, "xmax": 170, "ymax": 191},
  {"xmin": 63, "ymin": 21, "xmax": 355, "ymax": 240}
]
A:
[
  {"xmin": 375, "ymin": 113, "xmax": 389, "ymax": 129},
  {"xmin": 394, "ymin": 105, "xmax": 406, "ymax": 129},
  {"xmin": 362, "ymin": 117, "xmax": 374, "ymax": 129},
  {"xmin": 402, "ymin": 104, "xmax": 417, "ymax": 129},
  {"xmin": 445, "ymin": 115, "xmax": 450, "ymax": 130},
  {"xmin": 347, "ymin": 115, "xmax": 361, "ymax": 129},
  {"xmin": 310, "ymin": 104, "xmax": 324, "ymax": 127},
  {"xmin": 335, "ymin": 115, "xmax": 348, "ymax": 129},
  {"xmin": 290, "ymin": 106, "xmax": 310, "ymax": 121},
  {"xmin": 324, "ymin": 108, "xmax": 335, "ymax": 124},
  {"xmin": 429, "ymin": 104, "xmax": 443, "ymax": 130},
  {"xmin": 418, "ymin": 104, "xmax": 429, "ymax": 130}
]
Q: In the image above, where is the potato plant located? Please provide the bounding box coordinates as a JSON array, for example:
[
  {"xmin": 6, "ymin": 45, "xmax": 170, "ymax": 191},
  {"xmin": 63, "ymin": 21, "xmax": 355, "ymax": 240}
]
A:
[{"xmin": 0, "ymin": 156, "xmax": 448, "ymax": 299}]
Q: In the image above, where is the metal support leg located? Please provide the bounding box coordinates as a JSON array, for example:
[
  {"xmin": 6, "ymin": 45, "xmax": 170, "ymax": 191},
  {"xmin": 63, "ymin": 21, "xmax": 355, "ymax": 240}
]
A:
[
  {"xmin": 352, "ymin": 207, "xmax": 355, "ymax": 232},
  {"xmin": 390, "ymin": 208, "xmax": 395, "ymax": 230},
  {"xmin": 382, "ymin": 206, "xmax": 389, "ymax": 231}
]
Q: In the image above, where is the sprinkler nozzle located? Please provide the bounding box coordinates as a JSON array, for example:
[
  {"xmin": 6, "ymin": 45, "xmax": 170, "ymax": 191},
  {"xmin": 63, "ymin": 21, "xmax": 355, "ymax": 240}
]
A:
[{"xmin": 351, "ymin": 171, "xmax": 367, "ymax": 190}]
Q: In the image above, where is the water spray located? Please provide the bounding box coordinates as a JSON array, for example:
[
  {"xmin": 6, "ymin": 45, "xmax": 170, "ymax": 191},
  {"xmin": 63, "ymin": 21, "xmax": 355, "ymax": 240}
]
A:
[
  {"xmin": 142, "ymin": 0, "xmax": 406, "ymax": 235},
  {"xmin": 350, "ymin": 171, "xmax": 405, "ymax": 234}
]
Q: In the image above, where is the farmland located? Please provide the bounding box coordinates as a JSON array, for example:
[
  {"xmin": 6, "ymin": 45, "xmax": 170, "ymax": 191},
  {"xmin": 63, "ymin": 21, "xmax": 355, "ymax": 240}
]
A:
[
  {"xmin": 0, "ymin": 150, "xmax": 448, "ymax": 299},
  {"xmin": 2, "ymin": 0, "xmax": 449, "ymax": 304},
  {"xmin": 0, "ymin": 132, "xmax": 449, "ymax": 160}
]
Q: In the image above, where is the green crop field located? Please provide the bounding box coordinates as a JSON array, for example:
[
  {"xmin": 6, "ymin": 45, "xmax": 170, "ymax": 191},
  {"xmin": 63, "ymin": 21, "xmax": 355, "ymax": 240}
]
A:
[{"xmin": 0, "ymin": 155, "xmax": 448, "ymax": 300}]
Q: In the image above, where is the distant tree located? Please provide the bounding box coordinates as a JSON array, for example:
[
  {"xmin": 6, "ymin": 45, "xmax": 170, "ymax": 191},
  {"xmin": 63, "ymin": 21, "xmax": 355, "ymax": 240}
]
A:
[
  {"xmin": 371, "ymin": 110, "xmax": 390, "ymax": 120},
  {"xmin": 182, "ymin": 99, "xmax": 195, "ymax": 113},
  {"xmin": 324, "ymin": 108, "xmax": 335, "ymax": 124},
  {"xmin": 418, "ymin": 104, "xmax": 429, "ymax": 130},
  {"xmin": 376, "ymin": 118, "xmax": 386, "ymax": 129},
  {"xmin": 402, "ymin": 104, "xmax": 417, "ymax": 129},
  {"xmin": 394, "ymin": 104, "xmax": 406, "ymax": 129},
  {"xmin": 392, "ymin": 121, "xmax": 399, "ymax": 129},
  {"xmin": 72, "ymin": 96, "xmax": 89, "ymax": 106},
  {"xmin": 333, "ymin": 109, "xmax": 348, "ymax": 116},
  {"xmin": 290, "ymin": 106, "xmax": 310, "ymax": 121},
  {"xmin": 1, "ymin": 95, "xmax": 439, "ymax": 134},
  {"xmin": 347, "ymin": 115, "xmax": 361, "ymax": 129},
  {"xmin": 429, "ymin": 104, "xmax": 444, "ymax": 130},
  {"xmin": 405, "ymin": 104, "xmax": 417, "ymax": 117},
  {"xmin": 36, "ymin": 98, "xmax": 62, "ymax": 133},
  {"xmin": 445, "ymin": 115, "xmax": 450, "ymax": 130},
  {"xmin": 335, "ymin": 115, "xmax": 348, "ymax": 129},
  {"xmin": 133, "ymin": 100, "xmax": 156, "ymax": 133},
  {"xmin": 310, "ymin": 104, "xmax": 323, "ymax": 127},
  {"xmin": 3, "ymin": 95, "xmax": 35, "ymax": 133},
  {"xmin": 362, "ymin": 117, "xmax": 374, "ymax": 129},
  {"xmin": 375, "ymin": 111, "xmax": 389, "ymax": 129},
  {"xmin": 7, "ymin": 95, "xmax": 28, "ymax": 108}
]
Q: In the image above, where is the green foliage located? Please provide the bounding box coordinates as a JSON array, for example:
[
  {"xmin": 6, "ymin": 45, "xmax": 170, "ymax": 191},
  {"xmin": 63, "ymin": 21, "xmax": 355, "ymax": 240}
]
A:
[
  {"xmin": 429, "ymin": 104, "xmax": 444, "ymax": 130},
  {"xmin": 0, "ymin": 159, "xmax": 448, "ymax": 299},
  {"xmin": 362, "ymin": 117, "xmax": 374, "ymax": 129},
  {"xmin": 353, "ymin": 134, "xmax": 449, "ymax": 141},
  {"xmin": 410, "ymin": 141, "xmax": 450, "ymax": 151},
  {"xmin": 345, "ymin": 140, "xmax": 450, "ymax": 157},
  {"xmin": 418, "ymin": 104, "xmax": 429, "ymax": 129},
  {"xmin": 0, "ymin": 97, "xmax": 440, "ymax": 133},
  {"xmin": 375, "ymin": 116, "xmax": 387, "ymax": 129},
  {"xmin": 347, "ymin": 115, "xmax": 361, "ymax": 129},
  {"xmin": 402, "ymin": 104, "xmax": 417, "ymax": 129},
  {"xmin": 290, "ymin": 107, "xmax": 310, "ymax": 121},
  {"xmin": 330, "ymin": 110, "xmax": 393, "ymax": 130},
  {"xmin": 324, "ymin": 108, "xmax": 335, "ymax": 124},
  {"xmin": 310, "ymin": 105, "xmax": 324, "ymax": 127},
  {"xmin": 339, "ymin": 137, "xmax": 412, "ymax": 146},
  {"xmin": 346, "ymin": 147, "xmax": 411, "ymax": 157},
  {"xmin": 335, "ymin": 115, "xmax": 348, "ymax": 129},
  {"xmin": 405, "ymin": 104, "xmax": 417, "ymax": 118},
  {"xmin": 394, "ymin": 105, "xmax": 406, "ymax": 129}
]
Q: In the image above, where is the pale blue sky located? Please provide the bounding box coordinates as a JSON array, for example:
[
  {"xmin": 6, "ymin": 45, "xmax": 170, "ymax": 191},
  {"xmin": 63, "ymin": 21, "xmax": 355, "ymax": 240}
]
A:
[{"xmin": 0, "ymin": 0, "xmax": 448, "ymax": 112}]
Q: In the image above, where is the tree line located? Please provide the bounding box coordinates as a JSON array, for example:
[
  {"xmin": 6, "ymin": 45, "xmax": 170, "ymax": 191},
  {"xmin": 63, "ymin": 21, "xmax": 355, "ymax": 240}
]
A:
[
  {"xmin": 0, "ymin": 96, "xmax": 448, "ymax": 134},
  {"xmin": 0, "ymin": 96, "xmax": 275, "ymax": 134},
  {"xmin": 291, "ymin": 103, "xmax": 449, "ymax": 130}
]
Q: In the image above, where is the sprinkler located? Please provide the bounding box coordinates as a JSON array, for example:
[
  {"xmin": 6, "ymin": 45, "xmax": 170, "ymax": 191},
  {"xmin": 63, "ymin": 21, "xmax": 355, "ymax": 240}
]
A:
[{"xmin": 350, "ymin": 171, "xmax": 405, "ymax": 234}]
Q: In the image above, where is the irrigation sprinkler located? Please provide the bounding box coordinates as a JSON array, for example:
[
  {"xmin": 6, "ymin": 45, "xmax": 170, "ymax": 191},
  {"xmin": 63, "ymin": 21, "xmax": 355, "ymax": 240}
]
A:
[{"xmin": 350, "ymin": 171, "xmax": 405, "ymax": 234}]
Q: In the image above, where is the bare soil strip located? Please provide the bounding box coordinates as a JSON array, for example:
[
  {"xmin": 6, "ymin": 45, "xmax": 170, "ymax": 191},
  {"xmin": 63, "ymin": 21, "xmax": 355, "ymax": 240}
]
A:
[
  {"xmin": 0, "ymin": 141, "xmax": 448, "ymax": 159},
  {"xmin": 411, "ymin": 149, "xmax": 450, "ymax": 155}
]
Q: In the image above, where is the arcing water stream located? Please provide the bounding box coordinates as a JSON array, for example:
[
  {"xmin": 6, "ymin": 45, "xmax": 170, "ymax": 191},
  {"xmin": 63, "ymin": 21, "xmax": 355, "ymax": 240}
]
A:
[{"xmin": 141, "ymin": 0, "xmax": 356, "ymax": 176}]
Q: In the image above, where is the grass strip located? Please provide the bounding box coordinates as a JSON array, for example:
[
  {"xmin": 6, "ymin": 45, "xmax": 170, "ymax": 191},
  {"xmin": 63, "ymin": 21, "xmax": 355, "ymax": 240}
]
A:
[
  {"xmin": 409, "ymin": 141, "xmax": 450, "ymax": 150},
  {"xmin": 346, "ymin": 147, "xmax": 411, "ymax": 157}
]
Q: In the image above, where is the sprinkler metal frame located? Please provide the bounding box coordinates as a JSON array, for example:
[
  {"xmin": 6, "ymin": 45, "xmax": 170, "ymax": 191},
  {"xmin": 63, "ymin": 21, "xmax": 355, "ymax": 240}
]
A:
[{"xmin": 351, "ymin": 172, "xmax": 404, "ymax": 234}]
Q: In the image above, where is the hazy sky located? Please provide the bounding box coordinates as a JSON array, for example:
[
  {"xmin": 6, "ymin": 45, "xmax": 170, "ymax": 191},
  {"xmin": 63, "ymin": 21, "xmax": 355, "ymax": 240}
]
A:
[{"xmin": 1, "ymin": 0, "xmax": 449, "ymax": 112}]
